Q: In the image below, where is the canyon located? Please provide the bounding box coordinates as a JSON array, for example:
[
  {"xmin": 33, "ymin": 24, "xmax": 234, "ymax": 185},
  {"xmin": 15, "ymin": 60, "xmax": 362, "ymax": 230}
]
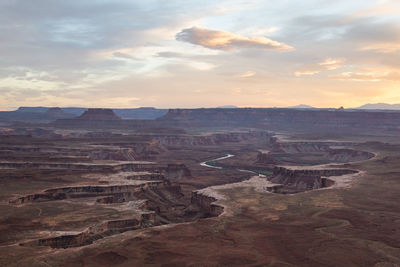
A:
[{"xmin": 0, "ymin": 108, "xmax": 399, "ymax": 266}]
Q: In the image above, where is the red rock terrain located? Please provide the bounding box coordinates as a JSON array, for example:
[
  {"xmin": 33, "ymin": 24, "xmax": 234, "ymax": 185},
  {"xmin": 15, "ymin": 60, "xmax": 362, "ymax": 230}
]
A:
[{"xmin": 0, "ymin": 119, "xmax": 399, "ymax": 266}]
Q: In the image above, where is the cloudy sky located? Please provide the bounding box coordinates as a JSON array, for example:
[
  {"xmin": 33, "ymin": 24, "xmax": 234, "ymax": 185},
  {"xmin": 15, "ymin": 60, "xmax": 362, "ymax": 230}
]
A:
[{"xmin": 1, "ymin": 0, "xmax": 400, "ymax": 110}]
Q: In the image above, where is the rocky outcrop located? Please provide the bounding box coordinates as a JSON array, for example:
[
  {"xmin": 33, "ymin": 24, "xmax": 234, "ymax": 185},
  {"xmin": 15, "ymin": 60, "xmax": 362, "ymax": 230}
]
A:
[
  {"xmin": 265, "ymin": 184, "xmax": 284, "ymax": 193},
  {"xmin": 125, "ymin": 173, "xmax": 165, "ymax": 180},
  {"xmin": 36, "ymin": 213, "xmax": 156, "ymax": 249},
  {"xmin": 16, "ymin": 175, "xmax": 191, "ymax": 249},
  {"xmin": 51, "ymin": 108, "xmax": 127, "ymax": 129},
  {"xmin": 157, "ymin": 108, "xmax": 400, "ymax": 132},
  {"xmin": 190, "ymin": 191, "xmax": 224, "ymax": 217},
  {"xmin": 159, "ymin": 164, "xmax": 192, "ymax": 180},
  {"xmin": 154, "ymin": 131, "xmax": 271, "ymax": 147},
  {"xmin": 113, "ymin": 163, "xmax": 191, "ymax": 180},
  {"xmin": 256, "ymin": 152, "xmax": 278, "ymax": 164},
  {"xmin": 190, "ymin": 176, "xmax": 286, "ymax": 215},
  {"xmin": 270, "ymin": 141, "xmax": 375, "ymax": 161},
  {"xmin": 0, "ymin": 162, "xmax": 118, "ymax": 171},
  {"xmin": 0, "ymin": 142, "xmax": 163, "ymax": 161},
  {"xmin": 262, "ymin": 139, "xmax": 375, "ymax": 164},
  {"xmin": 11, "ymin": 181, "xmax": 170, "ymax": 204},
  {"xmin": 268, "ymin": 166, "xmax": 358, "ymax": 193},
  {"xmin": 36, "ymin": 232, "xmax": 93, "ymax": 249},
  {"xmin": 77, "ymin": 109, "xmax": 122, "ymax": 120},
  {"xmin": 88, "ymin": 148, "xmax": 137, "ymax": 161},
  {"xmin": 272, "ymin": 166, "xmax": 358, "ymax": 179},
  {"xmin": 327, "ymin": 148, "xmax": 374, "ymax": 162},
  {"xmin": 271, "ymin": 142, "xmax": 330, "ymax": 153},
  {"xmin": 1, "ymin": 162, "xmax": 191, "ymax": 180}
]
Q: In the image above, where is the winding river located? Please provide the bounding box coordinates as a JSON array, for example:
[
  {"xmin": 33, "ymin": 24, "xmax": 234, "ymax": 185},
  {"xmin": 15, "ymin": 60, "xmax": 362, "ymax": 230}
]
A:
[{"xmin": 200, "ymin": 154, "xmax": 234, "ymax": 169}]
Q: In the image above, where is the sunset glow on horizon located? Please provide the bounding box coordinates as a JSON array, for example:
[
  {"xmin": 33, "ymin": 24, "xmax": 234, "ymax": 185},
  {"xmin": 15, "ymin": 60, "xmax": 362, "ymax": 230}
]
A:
[{"xmin": 1, "ymin": 0, "xmax": 400, "ymax": 110}]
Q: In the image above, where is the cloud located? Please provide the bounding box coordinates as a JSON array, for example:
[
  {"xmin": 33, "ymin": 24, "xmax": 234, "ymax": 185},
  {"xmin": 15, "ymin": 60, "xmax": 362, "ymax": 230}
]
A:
[
  {"xmin": 112, "ymin": 52, "xmax": 138, "ymax": 60},
  {"xmin": 343, "ymin": 19, "xmax": 400, "ymax": 45},
  {"xmin": 176, "ymin": 27, "xmax": 294, "ymax": 51},
  {"xmin": 331, "ymin": 69, "xmax": 400, "ymax": 82},
  {"xmin": 350, "ymin": 1, "xmax": 400, "ymax": 18},
  {"xmin": 239, "ymin": 71, "xmax": 256, "ymax": 78},
  {"xmin": 360, "ymin": 43, "xmax": 400, "ymax": 53},
  {"xmin": 156, "ymin": 52, "xmax": 185, "ymax": 58},
  {"xmin": 295, "ymin": 58, "xmax": 346, "ymax": 76},
  {"xmin": 188, "ymin": 61, "xmax": 216, "ymax": 71},
  {"xmin": 318, "ymin": 58, "xmax": 346, "ymax": 70},
  {"xmin": 294, "ymin": 69, "xmax": 321, "ymax": 77}
]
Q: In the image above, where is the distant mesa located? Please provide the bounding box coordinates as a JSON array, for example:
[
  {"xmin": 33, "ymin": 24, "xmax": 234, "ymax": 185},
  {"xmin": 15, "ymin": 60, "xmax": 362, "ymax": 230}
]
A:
[
  {"xmin": 16, "ymin": 106, "xmax": 49, "ymax": 113},
  {"xmin": 46, "ymin": 107, "xmax": 67, "ymax": 116},
  {"xmin": 138, "ymin": 107, "xmax": 157, "ymax": 109},
  {"xmin": 288, "ymin": 104, "xmax": 316, "ymax": 109},
  {"xmin": 77, "ymin": 108, "xmax": 122, "ymax": 120},
  {"xmin": 216, "ymin": 105, "xmax": 238, "ymax": 109},
  {"xmin": 357, "ymin": 103, "xmax": 400, "ymax": 110}
]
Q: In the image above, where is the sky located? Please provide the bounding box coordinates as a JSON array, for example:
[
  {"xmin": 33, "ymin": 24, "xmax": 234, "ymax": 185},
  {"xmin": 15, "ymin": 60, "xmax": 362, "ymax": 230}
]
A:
[{"xmin": 0, "ymin": 0, "xmax": 400, "ymax": 110}]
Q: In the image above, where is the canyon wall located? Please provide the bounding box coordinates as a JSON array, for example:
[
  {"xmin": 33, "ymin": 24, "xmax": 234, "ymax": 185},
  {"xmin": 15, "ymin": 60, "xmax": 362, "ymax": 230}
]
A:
[
  {"xmin": 268, "ymin": 166, "xmax": 358, "ymax": 193},
  {"xmin": 35, "ymin": 213, "xmax": 156, "ymax": 249},
  {"xmin": 153, "ymin": 131, "xmax": 271, "ymax": 147},
  {"xmin": 190, "ymin": 191, "xmax": 224, "ymax": 217},
  {"xmin": 157, "ymin": 108, "xmax": 400, "ymax": 132}
]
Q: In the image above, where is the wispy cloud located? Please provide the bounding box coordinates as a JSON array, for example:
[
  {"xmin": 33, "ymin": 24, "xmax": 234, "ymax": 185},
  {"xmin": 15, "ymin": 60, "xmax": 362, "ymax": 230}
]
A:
[
  {"xmin": 112, "ymin": 52, "xmax": 138, "ymax": 61},
  {"xmin": 318, "ymin": 58, "xmax": 346, "ymax": 70},
  {"xmin": 331, "ymin": 69, "xmax": 400, "ymax": 82},
  {"xmin": 239, "ymin": 71, "xmax": 256, "ymax": 78},
  {"xmin": 176, "ymin": 27, "xmax": 294, "ymax": 51},
  {"xmin": 295, "ymin": 58, "xmax": 346, "ymax": 76},
  {"xmin": 294, "ymin": 69, "xmax": 321, "ymax": 77},
  {"xmin": 360, "ymin": 43, "xmax": 400, "ymax": 53}
]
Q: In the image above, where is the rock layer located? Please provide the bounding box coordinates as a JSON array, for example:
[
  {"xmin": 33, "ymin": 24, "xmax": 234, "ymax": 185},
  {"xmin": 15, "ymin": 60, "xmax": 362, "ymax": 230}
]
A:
[
  {"xmin": 268, "ymin": 166, "xmax": 358, "ymax": 193},
  {"xmin": 158, "ymin": 108, "xmax": 400, "ymax": 132},
  {"xmin": 35, "ymin": 213, "xmax": 155, "ymax": 249}
]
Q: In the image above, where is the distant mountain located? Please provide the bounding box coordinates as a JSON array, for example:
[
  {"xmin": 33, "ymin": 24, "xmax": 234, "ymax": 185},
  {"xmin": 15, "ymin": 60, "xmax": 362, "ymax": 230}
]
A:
[
  {"xmin": 288, "ymin": 104, "xmax": 316, "ymax": 109},
  {"xmin": 216, "ymin": 105, "xmax": 238, "ymax": 108},
  {"xmin": 14, "ymin": 106, "xmax": 168, "ymax": 119},
  {"xmin": 17, "ymin": 107, "xmax": 50, "ymax": 113},
  {"xmin": 357, "ymin": 103, "xmax": 400, "ymax": 110},
  {"xmin": 17, "ymin": 106, "xmax": 85, "ymax": 115}
]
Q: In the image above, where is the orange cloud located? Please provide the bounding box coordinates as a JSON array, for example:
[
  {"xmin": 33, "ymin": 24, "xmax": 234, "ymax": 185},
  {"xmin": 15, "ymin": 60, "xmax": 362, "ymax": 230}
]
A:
[
  {"xmin": 239, "ymin": 71, "xmax": 256, "ymax": 78},
  {"xmin": 294, "ymin": 69, "xmax": 321, "ymax": 77},
  {"xmin": 318, "ymin": 58, "xmax": 346, "ymax": 70},
  {"xmin": 176, "ymin": 27, "xmax": 294, "ymax": 51},
  {"xmin": 295, "ymin": 58, "xmax": 346, "ymax": 76},
  {"xmin": 331, "ymin": 69, "xmax": 400, "ymax": 82}
]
